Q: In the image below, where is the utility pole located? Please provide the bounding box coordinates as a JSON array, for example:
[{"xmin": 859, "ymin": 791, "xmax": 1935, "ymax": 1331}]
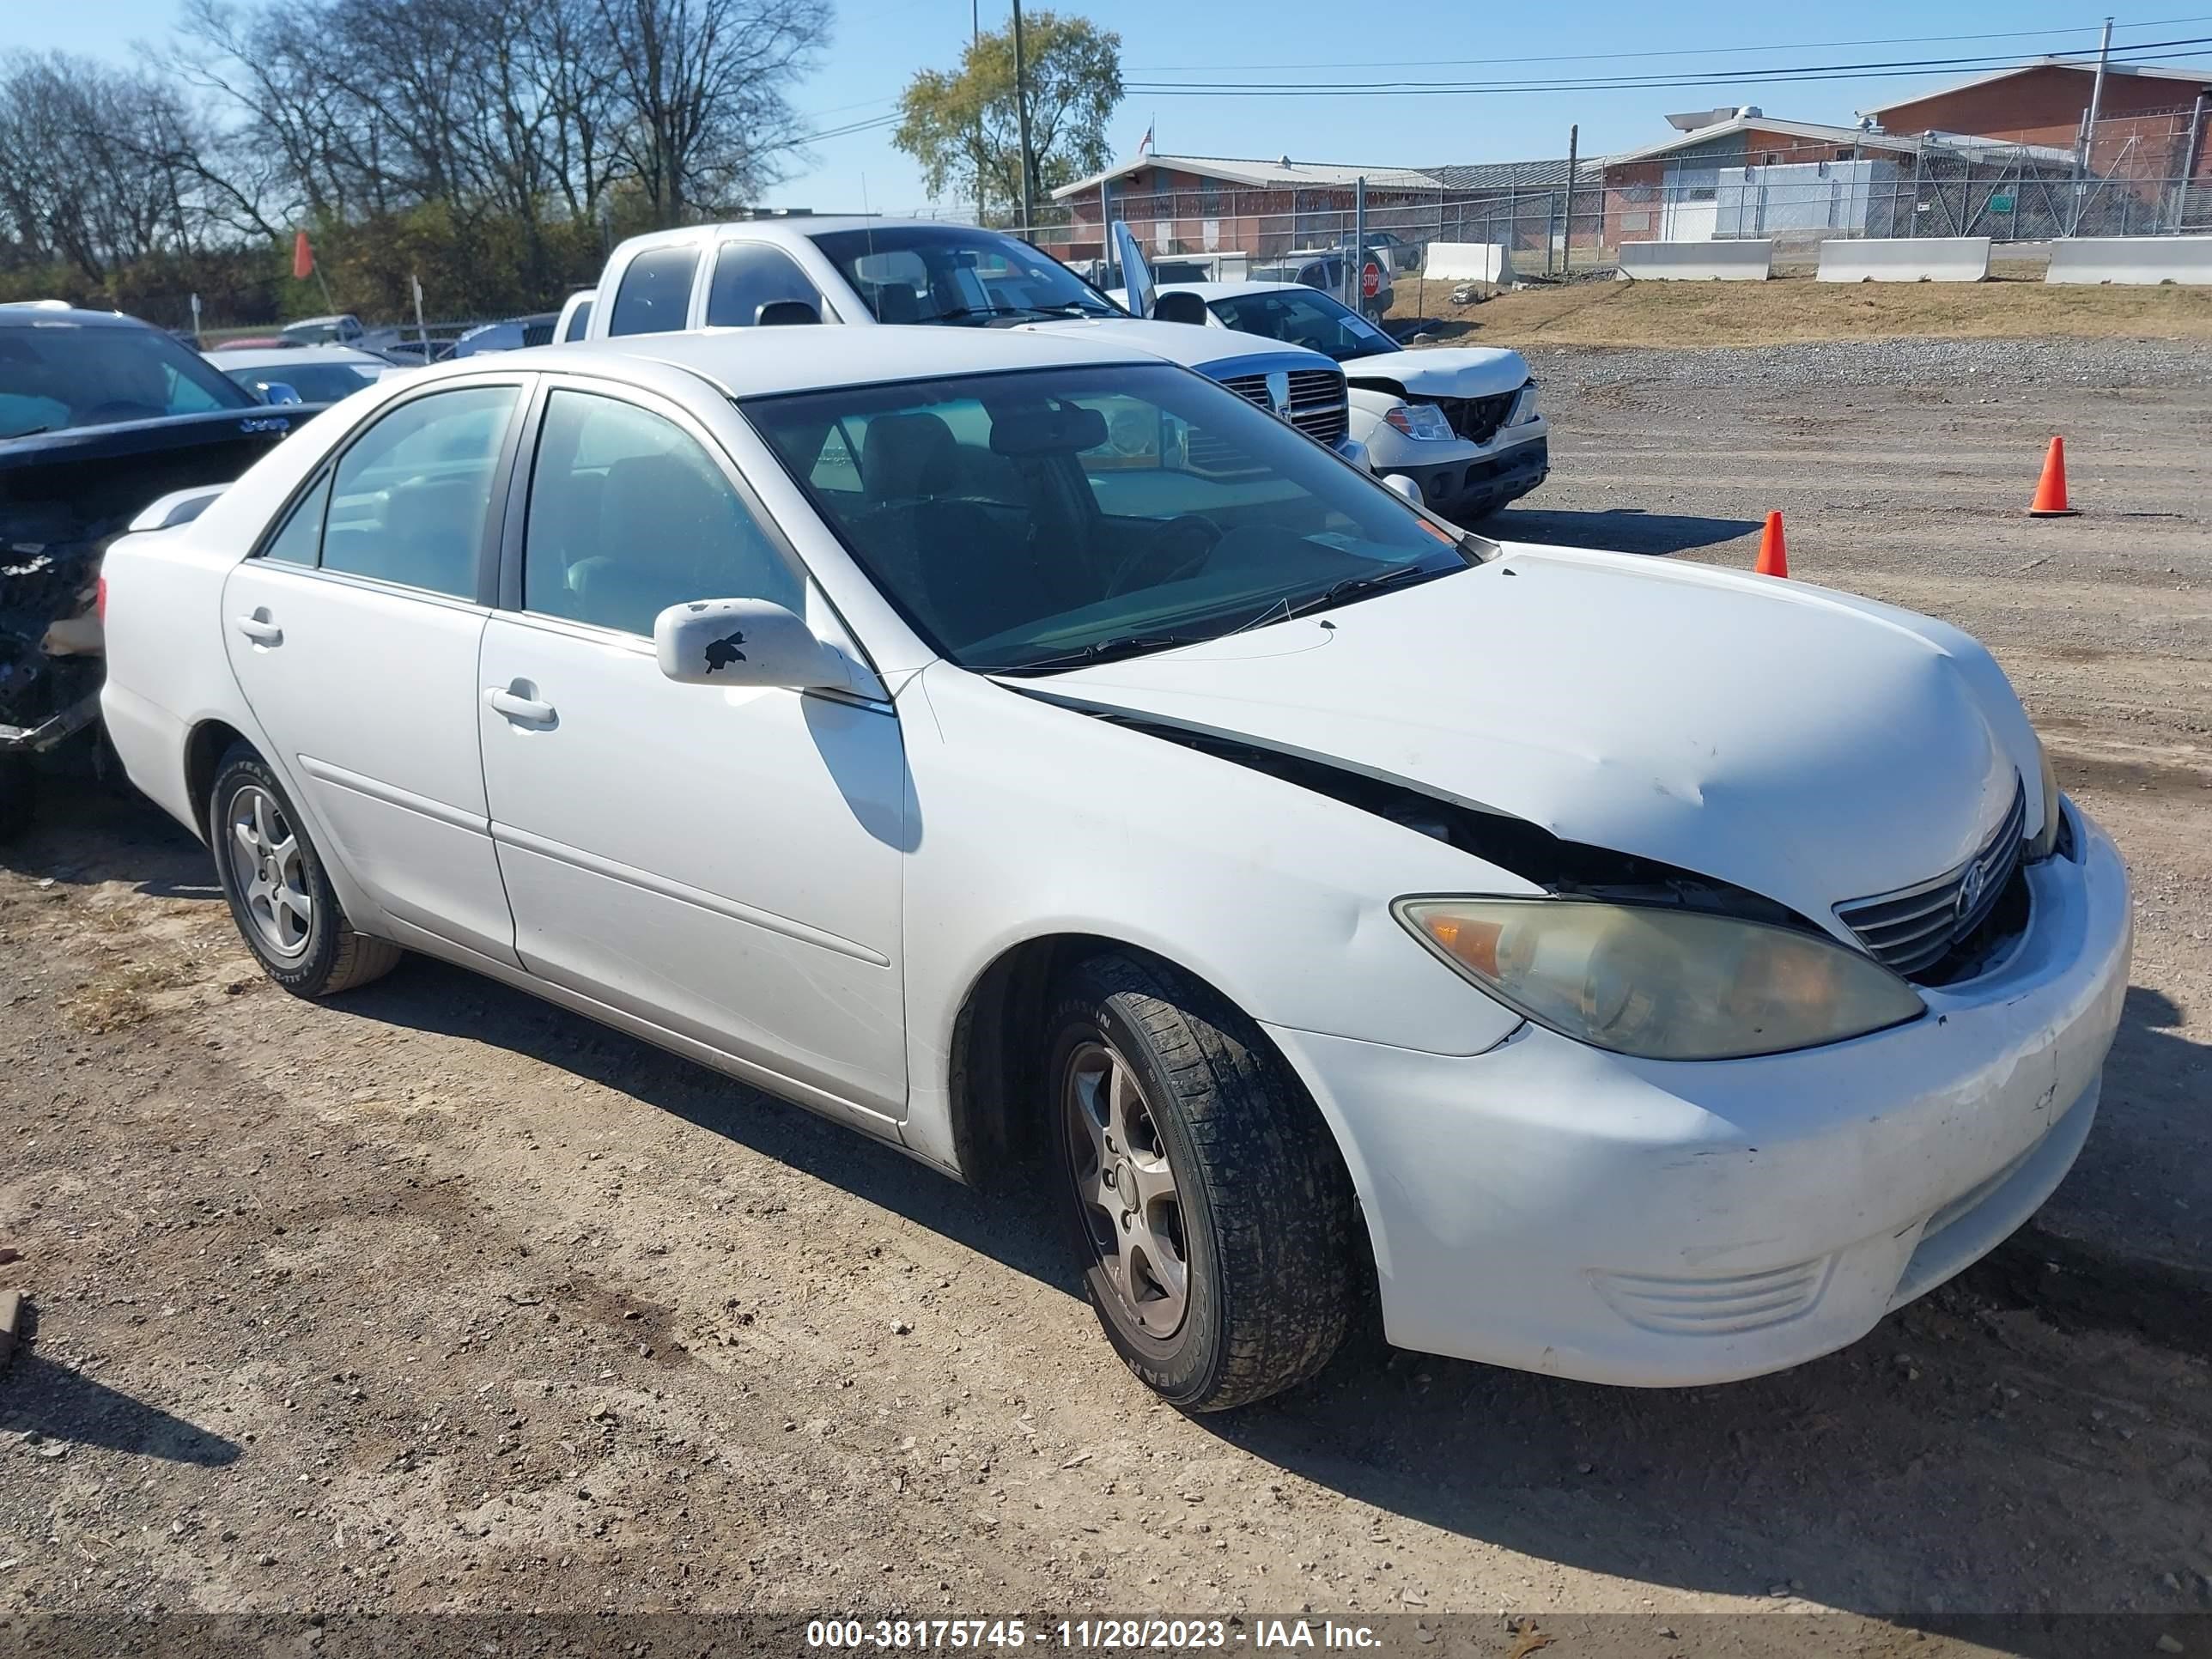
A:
[
  {"xmin": 1012, "ymin": 0, "xmax": 1036, "ymax": 234},
  {"xmin": 972, "ymin": 0, "xmax": 985, "ymax": 223},
  {"xmin": 1562, "ymin": 124, "xmax": 1578, "ymax": 275},
  {"xmin": 2073, "ymin": 15, "xmax": 2114, "ymax": 234}
]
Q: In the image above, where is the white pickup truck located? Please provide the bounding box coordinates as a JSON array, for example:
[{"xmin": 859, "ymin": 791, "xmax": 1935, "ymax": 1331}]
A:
[
  {"xmin": 580, "ymin": 218, "xmax": 1366, "ymax": 469},
  {"xmin": 1113, "ymin": 241, "xmax": 1547, "ymax": 522}
]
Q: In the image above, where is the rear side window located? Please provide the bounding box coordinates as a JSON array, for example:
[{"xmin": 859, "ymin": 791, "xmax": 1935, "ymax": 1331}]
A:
[
  {"xmin": 607, "ymin": 246, "xmax": 700, "ymax": 337},
  {"xmin": 320, "ymin": 386, "xmax": 518, "ymax": 598},
  {"xmin": 706, "ymin": 243, "xmax": 828, "ymax": 327},
  {"xmin": 561, "ymin": 299, "xmax": 593, "ymax": 342}
]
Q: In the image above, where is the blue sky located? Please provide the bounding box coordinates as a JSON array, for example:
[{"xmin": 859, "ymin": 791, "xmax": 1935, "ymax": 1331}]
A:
[{"xmin": 21, "ymin": 2, "xmax": 2212, "ymax": 213}]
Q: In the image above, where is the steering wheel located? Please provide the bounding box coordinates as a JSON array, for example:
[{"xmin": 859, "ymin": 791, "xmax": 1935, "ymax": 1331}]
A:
[{"xmin": 1106, "ymin": 514, "xmax": 1224, "ymax": 596}]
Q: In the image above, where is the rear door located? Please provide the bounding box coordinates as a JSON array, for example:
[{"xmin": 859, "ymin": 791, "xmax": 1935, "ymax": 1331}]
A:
[{"xmin": 221, "ymin": 375, "xmax": 531, "ymax": 963}]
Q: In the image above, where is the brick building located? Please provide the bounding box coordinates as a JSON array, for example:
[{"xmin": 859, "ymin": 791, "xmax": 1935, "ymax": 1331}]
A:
[{"xmin": 1862, "ymin": 59, "xmax": 2212, "ymax": 171}]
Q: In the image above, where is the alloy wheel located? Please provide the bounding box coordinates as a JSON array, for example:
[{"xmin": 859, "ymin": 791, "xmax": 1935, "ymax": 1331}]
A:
[
  {"xmin": 1063, "ymin": 1041, "xmax": 1189, "ymax": 1338},
  {"xmin": 226, "ymin": 783, "xmax": 313, "ymax": 958}
]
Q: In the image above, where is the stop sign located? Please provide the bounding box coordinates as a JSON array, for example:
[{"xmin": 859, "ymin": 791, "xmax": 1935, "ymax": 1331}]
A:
[{"xmin": 1361, "ymin": 261, "xmax": 1381, "ymax": 300}]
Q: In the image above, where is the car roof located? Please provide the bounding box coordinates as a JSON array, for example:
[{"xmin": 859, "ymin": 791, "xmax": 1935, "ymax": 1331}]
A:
[
  {"xmin": 1154, "ymin": 281, "xmax": 1327, "ymax": 302},
  {"xmin": 613, "ymin": 216, "xmax": 971, "ymax": 253},
  {"xmin": 206, "ymin": 344, "xmax": 386, "ymax": 368},
  {"xmin": 0, "ymin": 303, "xmax": 155, "ymax": 331},
  {"xmin": 401, "ymin": 323, "xmax": 1159, "ymax": 398}
]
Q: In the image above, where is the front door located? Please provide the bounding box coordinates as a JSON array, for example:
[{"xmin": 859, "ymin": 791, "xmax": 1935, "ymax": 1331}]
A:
[
  {"xmin": 220, "ymin": 379, "xmax": 527, "ymax": 963},
  {"xmin": 477, "ymin": 383, "xmax": 908, "ymax": 1121}
]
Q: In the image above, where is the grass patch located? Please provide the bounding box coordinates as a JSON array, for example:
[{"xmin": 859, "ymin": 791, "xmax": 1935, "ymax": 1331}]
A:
[{"xmin": 1386, "ymin": 273, "xmax": 2212, "ymax": 349}]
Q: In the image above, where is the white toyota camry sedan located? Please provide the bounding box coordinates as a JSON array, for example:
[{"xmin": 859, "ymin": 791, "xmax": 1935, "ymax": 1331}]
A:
[{"xmin": 99, "ymin": 326, "xmax": 2131, "ymax": 1410}]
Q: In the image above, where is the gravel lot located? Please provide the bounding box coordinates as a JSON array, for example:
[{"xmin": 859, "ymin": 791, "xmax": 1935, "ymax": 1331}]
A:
[{"xmin": 1, "ymin": 336, "xmax": 2208, "ymax": 1656}]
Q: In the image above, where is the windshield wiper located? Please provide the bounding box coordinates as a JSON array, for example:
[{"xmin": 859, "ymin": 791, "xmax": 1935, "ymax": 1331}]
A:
[
  {"xmin": 1283, "ymin": 562, "xmax": 1457, "ymax": 620},
  {"xmin": 984, "ymin": 633, "xmax": 1206, "ymax": 675},
  {"xmin": 1, "ymin": 422, "xmax": 56, "ymax": 440}
]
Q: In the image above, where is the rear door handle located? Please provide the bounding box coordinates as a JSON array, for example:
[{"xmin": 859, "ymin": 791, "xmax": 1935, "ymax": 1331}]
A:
[
  {"xmin": 234, "ymin": 613, "xmax": 283, "ymax": 646},
  {"xmin": 485, "ymin": 686, "xmax": 557, "ymax": 725}
]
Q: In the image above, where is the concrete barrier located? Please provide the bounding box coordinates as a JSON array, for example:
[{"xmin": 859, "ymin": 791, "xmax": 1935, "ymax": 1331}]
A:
[
  {"xmin": 1422, "ymin": 242, "xmax": 1515, "ymax": 286},
  {"xmin": 1819, "ymin": 237, "xmax": 1990, "ymax": 283},
  {"xmin": 2045, "ymin": 235, "xmax": 2212, "ymax": 285},
  {"xmin": 1615, "ymin": 240, "xmax": 1772, "ymax": 281}
]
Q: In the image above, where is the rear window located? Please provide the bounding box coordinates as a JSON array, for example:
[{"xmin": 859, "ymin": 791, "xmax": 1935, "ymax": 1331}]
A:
[{"xmin": 608, "ymin": 246, "xmax": 700, "ymax": 337}]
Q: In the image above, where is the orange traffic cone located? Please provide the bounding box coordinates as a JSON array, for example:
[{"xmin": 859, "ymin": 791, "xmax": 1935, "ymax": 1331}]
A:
[
  {"xmin": 1755, "ymin": 510, "xmax": 1789, "ymax": 577},
  {"xmin": 2028, "ymin": 435, "xmax": 2080, "ymax": 518}
]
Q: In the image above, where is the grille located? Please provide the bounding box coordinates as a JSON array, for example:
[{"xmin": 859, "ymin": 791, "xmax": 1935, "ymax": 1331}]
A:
[
  {"xmin": 1835, "ymin": 781, "xmax": 2027, "ymax": 978},
  {"xmin": 1434, "ymin": 390, "xmax": 1519, "ymax": 445},
  {"xmin": 1212, "ymin": 367, "xmax": 1348, "ymax": 447},
  {"xmin": 1595, "ymin": 1259, "xmax": 1833, "ymax": 1335}
]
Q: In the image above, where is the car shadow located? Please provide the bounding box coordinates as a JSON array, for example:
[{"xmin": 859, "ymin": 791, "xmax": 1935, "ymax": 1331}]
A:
[
  {"xmin": 0, "ymin": 1349, "xmax": 242, "ymax": 1468},
  {"xmin": 340, "ymin": 956, "xmax": 1077, "ymax": 1295},
  {"xmin": 1475, "ymin": 504, "xmax": 1764, "ymax": 556},
  {"xmin": 0, "ymin": 775, "xmax": 218, "ymax": 898}
]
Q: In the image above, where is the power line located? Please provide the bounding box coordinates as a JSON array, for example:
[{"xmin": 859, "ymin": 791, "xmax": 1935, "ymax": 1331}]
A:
[
  {"xmin": 1125, "ymin": 38, "xmax": 2212, "ymax": 97},
  {"xmin": 1126, "ymin": 15, "xmax": 2212, "ymax": 75}
]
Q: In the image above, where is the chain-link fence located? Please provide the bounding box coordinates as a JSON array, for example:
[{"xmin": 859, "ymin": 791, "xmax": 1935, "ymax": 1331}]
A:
[{"xmin": 943, "ymin": 103, "xmax": 2210, "ymax": 291}]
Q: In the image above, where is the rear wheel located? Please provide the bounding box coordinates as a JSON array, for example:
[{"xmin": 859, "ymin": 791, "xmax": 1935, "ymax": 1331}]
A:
[
  {"xmin": 1048, "ymin": 951, "xmax": 1358, "ymax": 1411},
  {"xmin": 208, "ymin": 744, "xmax": 400, "ymax": 997}
]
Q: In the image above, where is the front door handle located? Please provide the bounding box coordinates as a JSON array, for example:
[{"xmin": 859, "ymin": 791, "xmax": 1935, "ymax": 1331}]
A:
[
  {"xmin": 485, "ymin": 685, "xmax": 557, "ymax": 725},
  {"xmin": 234, "ymin": 612, "xmax": 283, "ymax": 647}
]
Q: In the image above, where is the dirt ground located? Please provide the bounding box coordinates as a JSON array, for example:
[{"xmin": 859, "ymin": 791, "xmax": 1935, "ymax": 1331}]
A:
[
  {"xmin": 1386, "ymin": 272, "xmax": 2212, "ymax": 347},
  {"xmin": 2, "ymin": 338, "xmax": 2209, "ymax": 1656}
]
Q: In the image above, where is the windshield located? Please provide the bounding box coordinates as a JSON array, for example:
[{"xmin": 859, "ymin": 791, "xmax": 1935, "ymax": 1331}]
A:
[
  {"xmin": 743, "ymin": 362, "xmax": 1468, "ymax": 673},
  {"xmin": 0, "ymin": 320, "xmax": 254, "ymax": 437},
  {"xmin": 1207, "ymin": 287, "xmax": 1398, "ymax": 362},
  {"xmin": 225, "ymin": 362, "xmax": 381, "ymax": 403},
  {"xmin": 807, "ymin": 226, "xmax": 1123, "ymax": 325}
]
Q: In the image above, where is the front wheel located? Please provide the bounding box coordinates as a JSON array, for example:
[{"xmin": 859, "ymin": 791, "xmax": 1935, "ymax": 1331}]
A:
[
  {"xmin": 1047, "ymin": 951, "xmax": 1359, "ymax": 1411},
  {"xmin": 208, "ymin": 744, "xmax": 401, "ymax": 998}
]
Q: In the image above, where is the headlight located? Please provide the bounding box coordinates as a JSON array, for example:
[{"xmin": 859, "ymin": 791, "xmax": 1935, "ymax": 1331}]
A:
[
  {"xmin": 1383, "ymin": 401, "xmax": 1455, "ymax": 441},
  {"xmin": 2027, "ymin": 737, "xmax": 2063, "ymax": 860},
  {"xmin": 1510, "ymin": 380, "xmax": 1540, "ymax": 425},
  {"xmin": 1395, "ymin": 897, "xmax": 1925, "ymax": 1060}
]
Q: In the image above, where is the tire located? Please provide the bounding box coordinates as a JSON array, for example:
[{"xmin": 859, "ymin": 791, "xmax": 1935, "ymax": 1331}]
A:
[
  {"xmin": 1047, "ymin": 950, "xmax": 1358, "ymax": 1411},
  {"xmin": 0, "ymin": 751, "xmax": 32, "ymax": 844},
  {"xmin": 207, "ymin": 743, "xmax": 401, "ymax": 998}
]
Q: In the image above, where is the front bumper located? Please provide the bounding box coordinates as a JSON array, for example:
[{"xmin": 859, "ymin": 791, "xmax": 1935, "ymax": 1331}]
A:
[
  {"xmin": 1263, "ymin": 799, "xmax": 2131, "ymax": 1387},
  {"xmin": 1392, "ymin": 433, "xmax": 1547, "ymax": 520}
]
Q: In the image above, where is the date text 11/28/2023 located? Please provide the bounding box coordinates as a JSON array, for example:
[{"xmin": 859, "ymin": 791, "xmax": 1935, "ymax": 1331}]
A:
[{"xmin": 804, "ymin": 1619, "xmax": 1384, "ymax": 1650}]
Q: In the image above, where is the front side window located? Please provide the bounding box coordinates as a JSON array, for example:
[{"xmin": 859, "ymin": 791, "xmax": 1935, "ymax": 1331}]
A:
[
  {"xmin": 607, "ymin": 245, "xmax": 701, "ymax": 337},
  {"xmin": 706, "ymin": 243, "xmax": 830, "ymax": 327},
  {"xmin": 523, "ymin": 389, "xmax": 801, "ymax": 636},
  {"xmin": 1207, "ymin": 289, "xmax": 1397, "ymax": 362},
  {"xmin": 744, "ymin": 362, "xmax": 1468, "ymax": 673},
  {"xmin": 320, "ymin": 385, "xmax": 518, "ymax": 598},
  {"xmin": 807, "ymin": 225, "xmax": 1121, "ymax": 325}
]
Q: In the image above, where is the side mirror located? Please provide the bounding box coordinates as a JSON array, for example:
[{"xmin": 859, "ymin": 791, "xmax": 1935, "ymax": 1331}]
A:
[
  {"xmin": 259, "ymin": 382, "xmax": 304, "ymax": 405},
  {"xmin": 653, "ymin": 598, "xmax": 851, "ymax": 690},
  {"xmin": 756, "ymin": 299, "xmax": 820, "ymax": 326},
  {"xmin": 1382, "ymin": 472, "xmax": 1424, "ymax": 505}
]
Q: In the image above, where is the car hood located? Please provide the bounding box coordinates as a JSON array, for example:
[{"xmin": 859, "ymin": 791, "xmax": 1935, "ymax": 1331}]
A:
[
  {"xmin": 1018, "ymin": 316, "xmax": 1337, "ymax": 376},
  {"xmin": 1019, "ymin": 544, "xmax": 2032, "ymax": 929},
  {"xmin": 1341, "ymin": 345, "xmax": 1528, "ymax": 398}
]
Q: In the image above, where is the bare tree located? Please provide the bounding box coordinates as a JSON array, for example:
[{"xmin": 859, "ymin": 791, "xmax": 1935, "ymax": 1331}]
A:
[{"xmin": 594, "ymin": 0, "xmax": 829, "ymax": 224}]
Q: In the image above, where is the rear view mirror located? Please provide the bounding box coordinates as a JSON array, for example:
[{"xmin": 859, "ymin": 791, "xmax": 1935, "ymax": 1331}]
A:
[
  {"xmin": 259, "ymin": 382, "xmax": 303, "ymax": 405},
  {"xmin": 757, "ymin": 300, "xmax": 820, "ymax": 327},
  {"xmin": 653, "ymin": 598, "xmax": 852, "ymax": 690},
  {"xmin": 1382, "ymin": 472, "xmax": 1423, "ymax": 505},
  {"xmin": 988, "ymin": 401, "xmax": 1108, "ymax": 457}
]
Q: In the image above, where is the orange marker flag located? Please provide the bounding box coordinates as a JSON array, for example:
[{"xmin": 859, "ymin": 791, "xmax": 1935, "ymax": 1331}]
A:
[{"xmin": 292, "ymin": 229, "xmax": 314, "ymax": 281}]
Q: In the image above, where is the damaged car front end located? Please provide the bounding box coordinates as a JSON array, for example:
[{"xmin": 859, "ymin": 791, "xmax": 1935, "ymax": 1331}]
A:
[{"xmin": 1, "ymin": 305, "xmax": 316, "ymax": 836}]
